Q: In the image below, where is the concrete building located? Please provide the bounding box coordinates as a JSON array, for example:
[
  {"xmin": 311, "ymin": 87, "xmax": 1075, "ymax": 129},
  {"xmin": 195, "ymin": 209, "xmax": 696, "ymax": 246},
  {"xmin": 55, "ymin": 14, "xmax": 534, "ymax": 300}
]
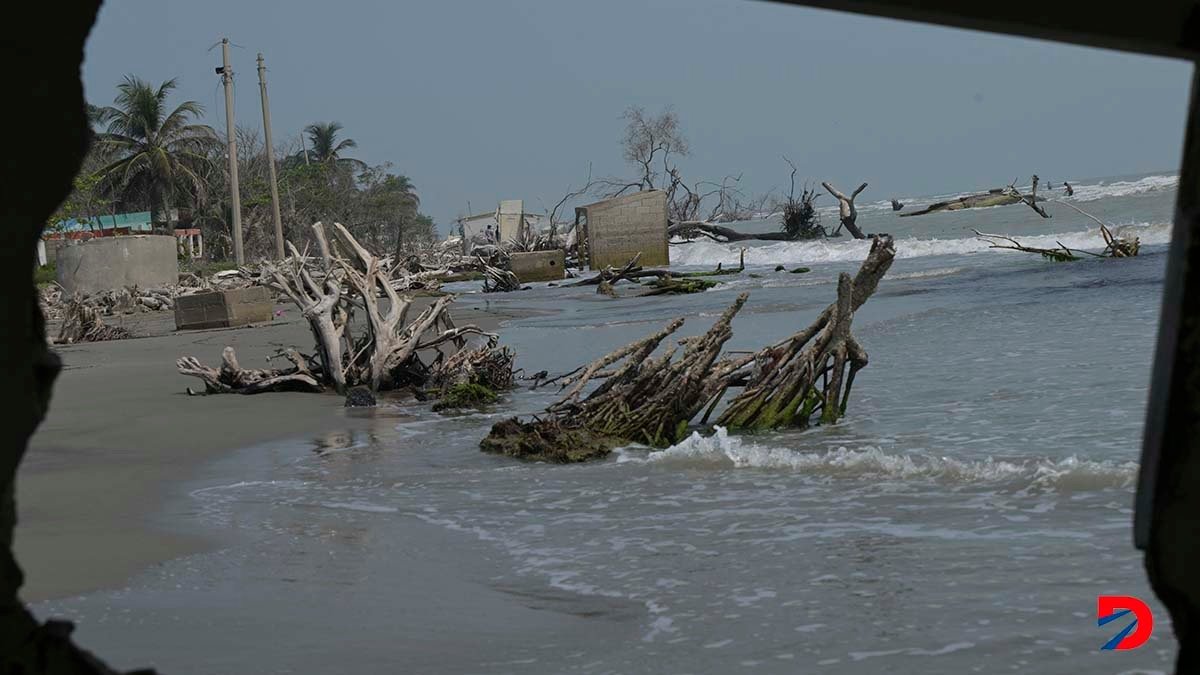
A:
[
  {"xmin": 456, "ymin": 201, "xmax": 545, "ymax": 254},
  {"xmin": 575, "ymin": 190, "xmax": 670, "ymax": 269},
  {"xmin": 497, "ymin": 200, "xmax": 525, "ymax": 242}
]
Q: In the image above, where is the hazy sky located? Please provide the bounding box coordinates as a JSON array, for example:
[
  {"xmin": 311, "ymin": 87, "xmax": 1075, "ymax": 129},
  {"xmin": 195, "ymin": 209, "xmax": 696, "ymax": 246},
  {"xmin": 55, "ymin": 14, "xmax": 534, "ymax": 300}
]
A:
[{"xmin": 82, "ymin": 0, "xmax": 1193, "ymax": 230}]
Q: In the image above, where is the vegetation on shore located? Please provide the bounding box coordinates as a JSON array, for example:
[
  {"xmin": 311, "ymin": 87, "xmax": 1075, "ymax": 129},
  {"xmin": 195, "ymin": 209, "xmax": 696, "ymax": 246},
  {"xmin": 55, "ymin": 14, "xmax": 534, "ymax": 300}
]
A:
[{"xmin": 52, "ymin": 75, "xmax": 438, "ymax": 262}]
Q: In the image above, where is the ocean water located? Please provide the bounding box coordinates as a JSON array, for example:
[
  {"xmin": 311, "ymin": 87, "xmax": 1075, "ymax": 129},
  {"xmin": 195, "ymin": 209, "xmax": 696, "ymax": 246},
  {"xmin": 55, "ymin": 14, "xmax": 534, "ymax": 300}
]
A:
[{"xmin": 37, "ymin": 172, "xmax": 1179, "ymax": 673}]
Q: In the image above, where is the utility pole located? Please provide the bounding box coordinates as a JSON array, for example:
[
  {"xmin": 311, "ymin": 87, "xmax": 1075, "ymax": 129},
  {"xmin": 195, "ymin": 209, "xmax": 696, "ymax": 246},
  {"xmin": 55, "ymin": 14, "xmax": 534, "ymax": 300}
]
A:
[
  {"xmin": 218, "ymin": 37, "xmax": 244, "ymax": 265},
  {"xmin": 257, "ymin": 52, "xmax": 285, "ymax": 259}
]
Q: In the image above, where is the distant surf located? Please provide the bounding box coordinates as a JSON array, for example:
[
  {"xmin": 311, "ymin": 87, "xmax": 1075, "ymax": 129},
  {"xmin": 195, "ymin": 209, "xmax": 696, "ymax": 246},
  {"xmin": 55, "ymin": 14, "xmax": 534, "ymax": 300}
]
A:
[{"xmin": 669, "ymin": 222, "xmax": 1171, "ymax": 267}]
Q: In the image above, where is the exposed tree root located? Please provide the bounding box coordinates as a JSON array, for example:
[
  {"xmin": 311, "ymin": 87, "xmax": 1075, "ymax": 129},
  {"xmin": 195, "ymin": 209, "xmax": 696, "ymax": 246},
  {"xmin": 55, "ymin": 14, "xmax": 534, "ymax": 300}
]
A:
[
  {"xmin": 177, "ymin": 346, "xmax": 322, "ymax": 395},
  {"xmin": 482, "ymin": 236, "xmax": 896, "ymax": 461},
  {"xmin": 178, "ymin": 222, "xmax": 499, "ymax": 396}
]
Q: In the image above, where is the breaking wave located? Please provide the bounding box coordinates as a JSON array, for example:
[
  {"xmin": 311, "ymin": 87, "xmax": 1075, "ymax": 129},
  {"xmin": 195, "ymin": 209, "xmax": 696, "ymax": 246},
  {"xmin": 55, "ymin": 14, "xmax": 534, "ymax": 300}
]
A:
[
  {"xmin": 1064, "ymin": 174, "xmax": 1178, "ymax": 202},
  {"xmin": 851, "ymin": 174, "xmax": 1178, "ymax": 213},
  {"xmin": 669, "ymin": 222, "xmax": 1171, "ymax": 267},
  {"xmin": 618, "ymin": 427, "xmax": 1137, "ymax": 491}
]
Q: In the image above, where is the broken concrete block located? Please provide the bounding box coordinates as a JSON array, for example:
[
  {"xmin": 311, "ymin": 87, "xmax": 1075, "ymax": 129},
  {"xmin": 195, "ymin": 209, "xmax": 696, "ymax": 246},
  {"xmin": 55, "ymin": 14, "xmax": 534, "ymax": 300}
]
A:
[
  {"xmin": 174, "ymin": 286, "xmax": 274, "ymax": 330},
  {"xmin": 510, "ymin": 250, "xmax": 565, "ymax": 282}
]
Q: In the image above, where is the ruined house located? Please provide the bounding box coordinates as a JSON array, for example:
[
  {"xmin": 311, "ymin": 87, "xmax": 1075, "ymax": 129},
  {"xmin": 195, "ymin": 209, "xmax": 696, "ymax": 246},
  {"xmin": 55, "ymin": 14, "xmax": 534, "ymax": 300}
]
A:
[{"xmin": 575, "ymin": 190, "xmax": 670, "ymax": 269}]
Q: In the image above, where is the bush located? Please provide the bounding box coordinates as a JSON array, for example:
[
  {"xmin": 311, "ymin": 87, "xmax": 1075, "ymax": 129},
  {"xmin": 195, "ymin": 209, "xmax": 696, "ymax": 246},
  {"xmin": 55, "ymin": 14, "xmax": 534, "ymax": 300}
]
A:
[
  {"xmin": 34, "ymin": 262, "xmax": 56, "ymax": 287},
  {"xmin": 781, "ymin": 187, "xmax": 826, "ymax": 240}
]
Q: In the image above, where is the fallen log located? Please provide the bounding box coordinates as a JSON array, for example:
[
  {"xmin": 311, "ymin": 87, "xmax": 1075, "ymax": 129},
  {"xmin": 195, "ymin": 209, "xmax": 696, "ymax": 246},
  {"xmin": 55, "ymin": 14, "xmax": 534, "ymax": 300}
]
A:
[
  {"xmin": 481, "ymin": 235, "xmax": 896, "ymax": 462},
  {"xmin": 669, "ymin": 221, "xmax": 802, "ymax": 243},
  {"xmin": 901, "ymin": 176, "xmax": 1051, "ymax": 218},
  {"xmin": 638, "ymin": 276, "xmax": 718, "ymax": 296}
]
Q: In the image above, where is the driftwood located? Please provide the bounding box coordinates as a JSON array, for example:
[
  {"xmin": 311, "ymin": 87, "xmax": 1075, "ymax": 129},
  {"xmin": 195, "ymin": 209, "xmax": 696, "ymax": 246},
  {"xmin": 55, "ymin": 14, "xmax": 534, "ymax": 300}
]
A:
[
  {"xmin": 901, "ymin": 190, "xmax": 1024, "ymax": 217},
  {"xmin": 55, "ymin": 298, "xmax": 133, "ymax": 344},
  {"xmin": 822, "ymin": 181, "xmax": 868, "ymax": 239},
  {"xmin": 1014, "ymin": 175, "xmax": 1052, "ymax": 218},
  {"xmin": 638, "ymin": 276, "xmax": 718, "ymax": 296},
  {"xmin": 568, "ymin": 250, "xmax": 744, "ymax": 297},
  {"xmin": 177, "ymin": 346, "xmax": 321, "ymax": 395},
  {"xmin": 178, "ymin": 222, "xmax": 504, "ymax": 396},
  {"xmin": 902, "ymin": 176, "xmax": 1051, "ymax": 218},
  {"xmin": 480, "ymin": 256, "xmax": 522, "ymax": 292},
  {"xmin": 1052, "ymin": 200, "xmax": 1140, "ymax": 257},
  {"xmin": 669, "ymin": 221, "xmax": 798, "ymax": 243},
  {"xmin": 481, "ymin": 235, "xmax": 896, "ymax": 462},
  {"xmin": 974, "ymin": 210, "xmax": 1139, "ymax": 262}
]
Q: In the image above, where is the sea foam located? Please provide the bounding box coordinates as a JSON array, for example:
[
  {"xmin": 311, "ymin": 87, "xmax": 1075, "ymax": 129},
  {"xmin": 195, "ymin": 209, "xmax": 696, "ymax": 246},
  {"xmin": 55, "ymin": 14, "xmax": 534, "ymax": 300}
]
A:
[
  {"xmin": 619, "ymin": 427, "xmax": 1138, "ymax": 491},
  {"xmin": 669, "ymin": 223, "xmax": 1171, "ymax": 267}
]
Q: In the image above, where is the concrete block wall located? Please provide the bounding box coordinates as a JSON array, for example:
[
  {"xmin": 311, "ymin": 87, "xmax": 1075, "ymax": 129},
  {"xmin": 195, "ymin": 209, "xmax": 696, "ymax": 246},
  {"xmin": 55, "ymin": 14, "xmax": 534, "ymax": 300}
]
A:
[
  {"xmin": 55, "ymin": 235, "xmax": 178, "ymax": 295},
  {"xmin": 579, "ymin": 190, "xmax": 670, "ymax": 269}
]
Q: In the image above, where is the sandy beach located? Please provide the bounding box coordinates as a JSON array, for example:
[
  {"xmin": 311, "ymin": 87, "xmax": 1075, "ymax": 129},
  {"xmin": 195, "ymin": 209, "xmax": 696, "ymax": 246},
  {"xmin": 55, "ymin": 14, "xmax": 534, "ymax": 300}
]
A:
[{"xmin": 16, "ymin": 300, "xmax": 511, "ymax": 602}]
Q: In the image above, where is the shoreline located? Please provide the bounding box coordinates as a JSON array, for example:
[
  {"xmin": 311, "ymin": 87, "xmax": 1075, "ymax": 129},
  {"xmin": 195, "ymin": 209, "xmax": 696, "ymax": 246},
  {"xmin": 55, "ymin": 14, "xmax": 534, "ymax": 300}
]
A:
[{"xmin": 16, "ymin": 299, "xmax": 519, "ymax": 603}]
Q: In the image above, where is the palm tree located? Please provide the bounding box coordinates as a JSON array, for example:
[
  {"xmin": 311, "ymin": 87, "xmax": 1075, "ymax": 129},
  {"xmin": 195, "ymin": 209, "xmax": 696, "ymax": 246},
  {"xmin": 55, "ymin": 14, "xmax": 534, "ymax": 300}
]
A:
[
  {"xmin": 303, "ymin": 121, "xmax": 365, "ymax": 171},
  {"xmin": 94, "ymin": 76, "xmax": 218, "ymax": 222}
]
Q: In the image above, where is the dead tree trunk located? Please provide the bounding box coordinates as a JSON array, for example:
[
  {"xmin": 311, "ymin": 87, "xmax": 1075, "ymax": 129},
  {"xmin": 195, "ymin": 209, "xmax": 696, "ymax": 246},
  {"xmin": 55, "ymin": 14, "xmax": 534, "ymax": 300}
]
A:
[
  {"xmin": 481, "ymin": 236, "xmax": 896, "ymax": 462},
  {"xmin": 263, "ymin": 223, "xmax": 348, "ymax": 392},
  {"xmin": 1014, "ymin": 175, "xmax": 1052, "ymax": 218},
  {"xmin": 822, "ymin": 181, "xmax": 869, "ymax": 239}
]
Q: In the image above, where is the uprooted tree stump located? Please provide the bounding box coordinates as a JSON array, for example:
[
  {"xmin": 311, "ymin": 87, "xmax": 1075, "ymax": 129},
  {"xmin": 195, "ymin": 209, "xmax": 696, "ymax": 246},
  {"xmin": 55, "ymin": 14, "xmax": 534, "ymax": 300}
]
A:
[
  {"xmin": 481, "ymin": 235, "xmax": 896, "ymax": 462},
  {"xmin": 177, "ymin": 222, "xmax": 510, "ymax": 399}
]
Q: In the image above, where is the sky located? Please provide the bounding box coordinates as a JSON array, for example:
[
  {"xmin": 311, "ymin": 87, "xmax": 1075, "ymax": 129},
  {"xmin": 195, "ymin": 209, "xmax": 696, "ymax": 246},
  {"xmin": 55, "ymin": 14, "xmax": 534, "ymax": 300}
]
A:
[{"xmin": 81, "ymin": 0, "xmax": 1193, "ymax": 232}]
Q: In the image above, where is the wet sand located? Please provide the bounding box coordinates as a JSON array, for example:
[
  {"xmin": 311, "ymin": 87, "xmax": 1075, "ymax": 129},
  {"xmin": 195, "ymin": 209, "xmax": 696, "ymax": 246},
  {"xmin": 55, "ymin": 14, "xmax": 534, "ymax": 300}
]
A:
[{"xmin": 17, "ymin": 300, "xmax": 512, "ymax": 602}]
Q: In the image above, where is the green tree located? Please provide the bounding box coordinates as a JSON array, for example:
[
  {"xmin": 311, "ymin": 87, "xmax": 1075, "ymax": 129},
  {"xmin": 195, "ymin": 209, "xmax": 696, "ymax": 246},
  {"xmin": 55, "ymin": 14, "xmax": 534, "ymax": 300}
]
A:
[
  {"xmin": 303, "ymin": 121, "xmax": 365, "ymax": 171},
  {"xmin": 94, "ymin": 76, "xmax": 219, "ymax": 222}
]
